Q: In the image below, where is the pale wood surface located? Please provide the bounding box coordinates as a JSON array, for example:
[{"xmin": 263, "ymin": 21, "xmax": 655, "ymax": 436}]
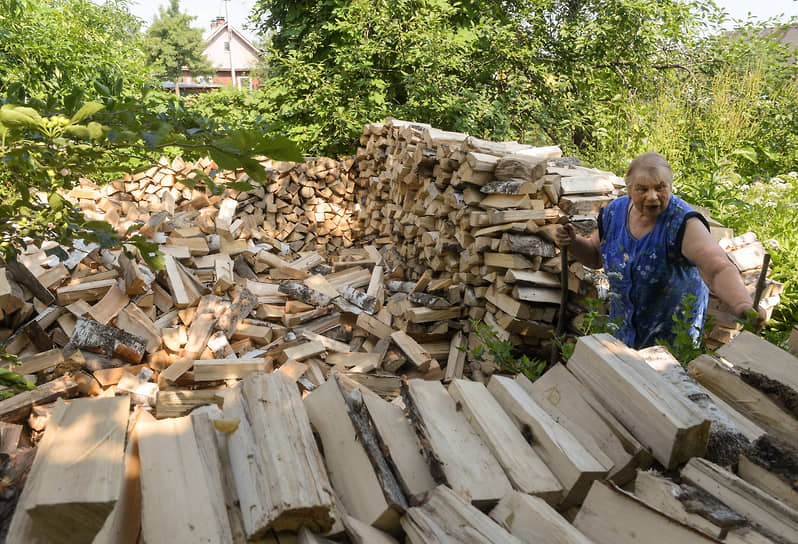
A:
[
  {"xmin": 342, "ymin": 514, "xmax": 400, "ymax": 544},
  {"xmin": 448, "ymin": 379, "xmax": 563, "ymax": 503},
  {"xmin": 404, "ymin": 379, "xmax": 511, "ymax": 507},
  {"xmin": 0, "ymin": 375, "xmax": 78, "ymax": 423},
  {"xmin": 362, "ymin": 393, "xmax": 436, "ymax": 501},
  {"xmin": 489, "ymin": 490, "xmax": 595, "ymax": 544},
  {"xmin": 194, "ymin": 358, "xmax": 270, "ymax": 381},
  {"xmin": 639, "ymin": 345, "xmax": 750, "ymax": 467},
  {"xmin": 93, "ymin": 408, "xmax": 154, "ymax": 544},
  {"xmin": 569, "ymin": 334, "xmax": 710, "ymax": 469},
  {"xmin": 521, "ymin": 364, "xmax": 639, "ymax": 484},
  {"xmin": 224, "ymin": 373, "xmax": 334, "ymax": 537},
  {"xmin": 738, "ymin": 453, "xmax": 798, "ymax": 511},
  {"xmin": 488, "ymin": 375, "xmax": 606, "ymax": 507},
  {"xmin": 155, "ymin": 389, "xmax": 224, "ymax": 419},
  {"xmin": 633, "ymin": 470, "xmax": 730, "ymax": 539},
  {"xmin": 138, "ymin": 413, "xmax": 234, "ymax": 544},
  {"xmin": 688, "ymin": 354, "xmax": 798, "ymax": 444},
  {"xmin": 390, "ymin": 331, "xmax": 432, "ymax": 371},
  {"xmin": 681, "ymin": 457, "xmax": 798, "ymax": 542},
  {"xmin": 573, "ymin": 480, "xmax": 718, "ymax": 544},
  {"xmin": 304, "ymin": 378, "xmax": 400, "ymax": 532},
  {"xmin": 24, "ymin": 397, "xmax": 130, "ymax": 544},
  {"xmin": 716, "ymin": 330, "xmax": 798, "ymax": 398},
  {"xmin": 401, "ymin": 485, "xmax": 523, "ymax": 544}
]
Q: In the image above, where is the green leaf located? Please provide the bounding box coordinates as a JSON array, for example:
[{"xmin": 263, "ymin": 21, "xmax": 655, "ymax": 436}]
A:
[
  {"xmin": 45, "ymin": 246, "xmax": 69, "ymax": 261},
  {"xmin": 227, "ymin": 181, "xmax": 254, "ymax": 191},
  {"xmin": 69, "ymin": 102, "xmax": 105, "ymax": 124},
  {"xmin": 256, "ymin": 135, "xmax": 304, "ymax": 163},
  {"xmin": 130, "ymin": 236, "xmax": 165, "ymax": 271},
  {"xmin": 730, "ymin": 147, "xmax": 758, "ymax": 163},
  {"xmin": 64, "ymin": 125, "xmax": 91, "ymax": 140},
  {"xmin": 0, "ymin": 105, "xmax": 45, "ymax": 131}
]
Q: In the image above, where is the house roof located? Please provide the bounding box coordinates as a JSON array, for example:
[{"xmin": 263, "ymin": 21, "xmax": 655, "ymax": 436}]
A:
[{"xmin": 204, "ymin": 22, "xmax": 261, "ymax": 57}]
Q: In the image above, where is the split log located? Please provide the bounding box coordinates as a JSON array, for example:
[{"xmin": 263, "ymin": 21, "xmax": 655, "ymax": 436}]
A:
[
  {"xmin": 634, "ymin": 470, "xmax": 746, "ymax": 540},
  {"xmin": 65, "ymin": 317, "xmax": 146, "ymax": 364},
  {"xmin": 639, "ymin": 345, "xmax": 750, "ymax": 466},
  {"xmin": 489, "ymin": 491, "xmax": 595, "ymax": 544},
  {"xmin": 155, "ymin": 389, "xmax": 224, "ymax": 419},
  {"xmin": 304, "ymin": 378, "xmax": 402, "ymax": 532},
  {"xmin": 223, "ymin": 372, "xmax": 334, "ymax": 537},
  {"xmin": 688, "ymin": 354, "xmax": 798, "ymax": 444},
  {"xmin": 87, "ymin": 283, "xmax": 129, "ymax": 325},
  {"xmin": 716, "ymin": 331, "xmax": 798, "ymax": 420},
  {"xmin": 522, "ymin": 363, "xmax": 647, "ymax": 484},
  {"xmin": 279, "ymin": 280, "xmax": 333, "ymax": 307},
  {"xmin": 448, "ymin": 379, "xmax": 563, "ymax": 503},
  {"xmin": 494, "ymin": 154, "xmax": 547, "ymax": 182},
  {"xmin": 338, "ymin": 285, "xmax": 377, "ymax": 314},
  {"xmin": 738, "ymin": 435, "xmax": 798, "ymax": 512},
  {"xmin": 681, "ymin": 457, "xmax": 798, "ymax": 543},
  {"xmin": 402, "ymin": 379, "xmax": 512, "ymax": 508},
  {"xmin": 93, "ymin": 408, "xmax": 152, "ymax": 544},
  {"xmin": 361, "ymin": 393, "xmax": 436, "ymax": 503},
  {"xmin": 442, "ymin": 331, "xmax": 466, "ymax": 384},
  {"xmin": 401, "ymin": 485, "xmax": 523, "ymax": 544},
  {"xmin": 390, "ymin": 331, "xmax": 432, "ymax": 372},
  {"xmin": 5, "ymin": 259, "xmax": 56, "ymax": 305},
  {"xmin": 0, "ymin": 375, "xmax": 78, "ymax": 423},
  {"xmin": 138, "ymin": 412, "xmax": 235, "ymax": 543},
  {"xmin": 221, "ymin": 287, "xmax": 258, "ymax": 336},
  {"xmin": 57, "ymin": 278, "xmax": 116, "ymax": 305},
  {"xmin": 194, "ymin": 358, "xmax": 271, "ymax": 381},
  {"xmin": 8, "ymin": 396, "xmax": 129, "ymax": 544},
  {"xmin": 342, "ymin": 514, "xmax": 400, "ymax": 544},
  {"xmin": 487, "ymin": 375, "xmax": 607, "ymax": 507},
  {"xmin": 573, "ymin": 480, "xmax": 719, "ymax": 544},
  {"xmin": 568, "ymin": 334, "xmax": 710, "ymax": 469}
]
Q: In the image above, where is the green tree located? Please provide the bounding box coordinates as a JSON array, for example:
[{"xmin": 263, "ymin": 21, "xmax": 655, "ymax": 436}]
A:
[
  {"xmin": 248, "ymin": 0, "xmax": 719, "ymax": 157},
  {"xmin": 142, "ymin": 0, "xmax": 214, "ymax": 97},
  {"xmin": 0, "ymin": 0, "xmax": 150, "ymax": 107}
]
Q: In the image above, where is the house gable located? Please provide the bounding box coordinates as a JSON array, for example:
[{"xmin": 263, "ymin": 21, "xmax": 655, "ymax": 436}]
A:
[{"xmin": 203, "ymin": 23, "xmax": 261, "ymax": 71}]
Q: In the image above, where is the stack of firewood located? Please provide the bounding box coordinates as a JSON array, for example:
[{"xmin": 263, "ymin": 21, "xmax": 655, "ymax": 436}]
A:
[
  {"xmin": 74, "ymin": 154, "xmax": 362, "ymax": 255},
  {"xmin": 355, "ymin": 119, "xmax": 624, "ymax": 351},
  {"xmin": 2, "ymin": 313, "xmax": 797, "ymax": 543},
  {"xmin": 0, "ymin": 122, "xmax": 795, "ymax": 543}
]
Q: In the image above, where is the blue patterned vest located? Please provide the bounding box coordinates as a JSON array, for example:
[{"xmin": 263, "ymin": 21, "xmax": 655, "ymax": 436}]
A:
[{"xmin": 598, "ymin": 194, "xmax": 709, "ymax": 349}]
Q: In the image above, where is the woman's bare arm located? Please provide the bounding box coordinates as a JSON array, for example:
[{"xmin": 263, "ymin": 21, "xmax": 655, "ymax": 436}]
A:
[{"xmin": 681, "ymin": 217, "xmax": 757, "ymax": 317}]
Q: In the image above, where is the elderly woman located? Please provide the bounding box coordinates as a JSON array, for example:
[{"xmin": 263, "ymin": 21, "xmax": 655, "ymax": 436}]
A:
[{"xmin": 555, "ymin": 151, "xmax": 762, "ymax": 350}]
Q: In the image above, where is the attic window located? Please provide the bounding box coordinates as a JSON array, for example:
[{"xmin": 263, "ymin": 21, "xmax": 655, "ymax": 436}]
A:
[{"xmin": 224, "ymin": 41, "xmax": 230, "ymax": 51}]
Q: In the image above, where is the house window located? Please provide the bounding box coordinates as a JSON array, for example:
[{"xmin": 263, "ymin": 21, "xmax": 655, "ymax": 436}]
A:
[
  {"xmin": 224, "ymin": 41, "xmax": 230, "ymax": 51},
  {"xmin": 238, "ymin": 76, "xmax": 253, "ymax": 90}
]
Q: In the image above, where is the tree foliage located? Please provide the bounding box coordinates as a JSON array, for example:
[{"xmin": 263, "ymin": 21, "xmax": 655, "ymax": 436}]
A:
[
  {"xmin": 0, "ymin": 0, "xmax": 302, "ymax": 265},
  {"xmin": 142, "ymin": 0, "xmax": 214, "ymax": 96},
  {"xmin": 0, "ymin": 0, "xmax": 150, "ymax": 107},
  {"xmin": 249, "ymin": 0, "xmax": 721, "ymax": 157},
  {"xmin": 0, "ymin": 92, "xmax": 302, "ymax": 264}
]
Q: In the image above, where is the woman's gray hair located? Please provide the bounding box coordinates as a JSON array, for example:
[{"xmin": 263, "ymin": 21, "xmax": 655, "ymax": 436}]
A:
[{"xmin": 626, "ymin": 151, "xmax": 673, "ymax": 186}]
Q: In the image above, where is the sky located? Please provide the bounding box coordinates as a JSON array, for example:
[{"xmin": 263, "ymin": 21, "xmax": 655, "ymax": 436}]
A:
[
  {"xmin": 126, "ymin": 0, "xmax": 798, "ymax": 43},
  {"xmin": 129, "ymin": 0, "xmax": 258, "ymax": 42}
]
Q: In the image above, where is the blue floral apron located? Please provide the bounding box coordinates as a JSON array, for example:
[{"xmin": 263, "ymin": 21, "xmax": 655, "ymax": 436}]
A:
[{"xmin": 598, "ymin": 194, "xmax": 709, "ymax": 349}]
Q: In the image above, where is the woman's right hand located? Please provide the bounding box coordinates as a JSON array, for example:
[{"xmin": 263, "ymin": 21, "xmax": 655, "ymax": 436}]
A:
[{"xmin": 554, "ymin": 223, "xmax": 577, "ymax": 248}]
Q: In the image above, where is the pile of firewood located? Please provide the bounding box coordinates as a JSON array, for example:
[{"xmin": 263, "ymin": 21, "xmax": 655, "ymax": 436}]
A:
[
  {"xmin": 75, "ymin": 154, "xmax": 362, "ymax": 254},
  {"xmin": 0, "ymin": 120, "xmax": 795, "ymax": 543},
  {"xmin": 354, "ymin": 119, "xmax": 625, "ymax": 351}
]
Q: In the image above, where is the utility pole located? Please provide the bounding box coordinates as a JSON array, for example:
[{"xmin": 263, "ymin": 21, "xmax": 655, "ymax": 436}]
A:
[{"xmin": 225, "ymin": 0, "xmax": 236, "ymax": 89}]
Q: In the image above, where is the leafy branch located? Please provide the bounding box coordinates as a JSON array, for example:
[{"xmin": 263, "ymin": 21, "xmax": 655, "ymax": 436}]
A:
[{"xmin": 458, "ymin": 320, "xmax": 547, "ymax": 382}]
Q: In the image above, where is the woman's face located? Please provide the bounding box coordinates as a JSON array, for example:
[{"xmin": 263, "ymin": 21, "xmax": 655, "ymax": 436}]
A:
[{"xmin": 629, "ymin": 175, "xmax": 672, "ymax": 219}]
